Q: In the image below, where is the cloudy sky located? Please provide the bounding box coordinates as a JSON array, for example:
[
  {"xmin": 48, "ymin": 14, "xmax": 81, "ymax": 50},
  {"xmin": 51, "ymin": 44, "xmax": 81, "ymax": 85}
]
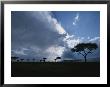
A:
[{"xmin": 11, "ymin": 11, "xmax": 100, "ymax": 61}]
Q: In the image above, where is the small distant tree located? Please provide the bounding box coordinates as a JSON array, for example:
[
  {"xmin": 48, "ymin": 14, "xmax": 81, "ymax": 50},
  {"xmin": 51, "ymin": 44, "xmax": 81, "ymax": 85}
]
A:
[
  {"xmin": 54, "ymin": 58, "xmax": 57, "ymax": 62},
  {"xmin": 54, "ymin": 57, "xmax": 61, "ymax": 62},
  {"xmin": 33, "ymin": 58, "xmax": 35, "ymax": 62},
  {"xmin": 43, "ymin": 58, "xmax": 47, "ymax": 62},
  {"xmin": 20, "ymin": 59, "xmax": 24, "ymax": 62},
  {"xmin": 17, "ymin": 60, "xmax": 19, "ymax": 62},
  {"xmin": 27, "ymin": 59, "xmax": 30, "ymax": 62},
  {"xmin": 71, "ymin": 43, "xmax": 98, "ymax": 62},
  {"xmin": 40, "ymin": 60, "xmax": 42, "ymax": 62},
  {"xmin": 11, "ymin": 56, "xmax": 19, "ymax": 62}
]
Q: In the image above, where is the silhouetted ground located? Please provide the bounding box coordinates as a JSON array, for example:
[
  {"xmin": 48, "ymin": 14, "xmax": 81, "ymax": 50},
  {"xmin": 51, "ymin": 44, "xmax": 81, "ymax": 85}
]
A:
[{"xmin": 11, "ymin": 62, "xmax": 100, "ymax": 77}]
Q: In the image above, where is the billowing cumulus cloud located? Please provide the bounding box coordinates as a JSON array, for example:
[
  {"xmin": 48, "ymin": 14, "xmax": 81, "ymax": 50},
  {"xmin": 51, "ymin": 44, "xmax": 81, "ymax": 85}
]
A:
[
  {"xmin": 11, "ymin": 11, "xmax": 80, "ymax": 61},
  {"xmin": 63, "ymin": 34, "xmax": 82, "ymax": 48},
  {"xmin": 12, "ymin": 12, "xmax": 65, "ymax": 49}
]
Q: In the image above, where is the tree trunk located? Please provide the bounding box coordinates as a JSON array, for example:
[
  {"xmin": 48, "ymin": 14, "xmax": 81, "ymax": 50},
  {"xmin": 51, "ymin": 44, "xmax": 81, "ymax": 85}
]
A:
[
  {"xmin": 44, "ymin": 59, "xmax": 45, "ymax": 62},
  {"xmin": 84, "ymin": 55, "xmax": 87, "ymax": 62}
]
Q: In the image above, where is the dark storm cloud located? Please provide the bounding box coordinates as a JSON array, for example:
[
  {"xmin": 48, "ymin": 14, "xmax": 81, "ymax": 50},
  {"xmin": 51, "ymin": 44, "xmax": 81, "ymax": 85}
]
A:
[
  {"xmin": 11, "ymin": 11, "xmax": 64, "ymax": 49},
  {"xmin": 11, "ymin": 11, "xmax": 67, "ymax": 60}
]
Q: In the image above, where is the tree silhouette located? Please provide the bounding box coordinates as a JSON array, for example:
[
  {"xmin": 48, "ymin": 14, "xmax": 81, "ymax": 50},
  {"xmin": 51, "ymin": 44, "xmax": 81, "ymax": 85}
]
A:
[
  {"xmin": 40, "ymin": 60, "xmax": 42, "ymax": 62},
  {"xmin": 27, "ymin": 59, "xmax": 30, "ymax": 62},
  {"xmin": 54, "ymin": 57, "xmax": 61, "ymax": 62},
  {"xmin": 20, "ymin": 59, "xmax": 24, "ymax": 62},
  {"xmin": 33, "ymin": 58, "xmax": 35, "ymax": 62},
  {"xmin": 71, "ymin": 43, "xmax": 98, "ymax": 62},
  {"xmin": 17, "ymin": 60, "xmax": 19, "ymax": 62},
  {"xmin": 43, "ymin": 58, "xmax": 47, "ymax": 62},
  {"xmin": 11, "ymin": 57, "xmax": 19, "ymax": 62},
  {"xmin": 54, "ymin": 59, "xmax": 57, "ymax": 62}
]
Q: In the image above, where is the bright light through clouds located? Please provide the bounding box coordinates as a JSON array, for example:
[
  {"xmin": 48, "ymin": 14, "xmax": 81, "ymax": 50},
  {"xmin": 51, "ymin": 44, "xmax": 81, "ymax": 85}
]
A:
[{"xmin": 45, "ymin": 45, "xmax": 65, "ymax": 61}]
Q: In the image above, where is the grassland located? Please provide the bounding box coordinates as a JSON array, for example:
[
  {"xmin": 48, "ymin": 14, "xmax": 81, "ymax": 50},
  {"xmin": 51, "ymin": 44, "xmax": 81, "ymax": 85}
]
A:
[{"xmin": 11, "ymin": 62, "xmax": 100, "ymax": 77}]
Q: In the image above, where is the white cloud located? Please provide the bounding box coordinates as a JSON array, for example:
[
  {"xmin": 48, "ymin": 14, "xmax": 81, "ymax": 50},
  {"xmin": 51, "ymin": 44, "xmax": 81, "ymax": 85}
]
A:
[
  {"xmin": 81, "ymin": 37, "xmax": 84, "ymax": 40},
  {"xmin": 66, "ymin": 39, "xmax": 81, "ymax": 48},
  {"xmin": 75, "ymin": 13, "xmax": 79, "ymax": 20},
  {"xmin": 45, "ymin": 45, "xmax": 65, "ymax": 61},
  {"xmin": 30, "ymin": 46, "xmax": 41, "ymax": 53},
  {"xmin": 89, "ymin": 37, "xmax": 100, "ymax": 42},
  {"xmin": 87, "ymin": 36, "xmax": 90, "ymax": 39},
  {"xmin": 73, "ymin": 13, "xmax": 79, "ymax": 26},
  {"xmin": 32, "ymin": 11, "xmax": 66, "ymax": 35},
  {"xmin": 12, "ymin": 49, "xmax": 27, "ymax": 56},
  {"xmin": 63, "ymin": 34, "xmax": 82, "ymax": 48}
]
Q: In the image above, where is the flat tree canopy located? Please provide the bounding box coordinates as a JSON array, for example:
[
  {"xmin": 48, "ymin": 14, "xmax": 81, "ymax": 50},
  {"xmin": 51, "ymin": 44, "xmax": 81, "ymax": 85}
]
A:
[{"xmin": 71, "ymin": 43, "xmax": 98, "ymax": 62}]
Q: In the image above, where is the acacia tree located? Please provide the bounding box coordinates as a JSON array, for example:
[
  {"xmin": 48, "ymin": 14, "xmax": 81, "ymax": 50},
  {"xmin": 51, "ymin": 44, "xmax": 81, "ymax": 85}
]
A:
[
  {"xmin": 71, "ymin": 43, "xmax": 98, "ymax": 62},
  {"xmin": 43, "ymin": 58, "xmax": 47, "ymax": 62},
  {"xmin": 33, "ymin": 58, "xmax": 35, "ymax": 62},
  {"xmin": 54, "ymin": 59, "xmax": 57, "ymax": 62},
  {"xmin": 20, "ymin": 59, "xmax": 24, "ymax": 62},
  {"xmin": 27, "ymin": 59, "xmax": 30, "ymax": 62},
  {"xmin": 54, "ymin": 57, "xmax": 61, "ymax": 62},
  {"xmin": 11, "ymin": 57, "xmax": 19, "ymax": 62}
]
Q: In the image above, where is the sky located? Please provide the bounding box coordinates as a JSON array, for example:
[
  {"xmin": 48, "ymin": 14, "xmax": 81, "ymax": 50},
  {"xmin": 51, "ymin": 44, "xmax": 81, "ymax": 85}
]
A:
[{"xmin": 11, "ymin": 11, "xmax": 100, "ymax": 61}]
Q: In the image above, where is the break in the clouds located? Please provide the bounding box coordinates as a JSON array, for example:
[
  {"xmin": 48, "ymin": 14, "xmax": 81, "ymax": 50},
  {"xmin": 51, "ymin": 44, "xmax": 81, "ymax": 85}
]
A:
[{"xmin": 11, "ymin": 11, "xmax": 100, "ymax": 61}]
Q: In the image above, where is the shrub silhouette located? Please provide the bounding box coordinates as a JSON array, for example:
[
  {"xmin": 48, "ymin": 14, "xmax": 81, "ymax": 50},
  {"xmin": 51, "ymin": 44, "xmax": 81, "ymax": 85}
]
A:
[
  {"xmin": 20, "ymin": 59, "xmax": 24, "ymax": 62},
  {"xmin": 11, "ymin": 56, "xmax": 19, "ymax": 62},
  {"xmin": 54, "ymin": 59, "xmax": 57, "ymax": 62},
  {"xmin": 54, "ymin": 57, "xmax": 61, "ymax": 62},
  {"xmin": 40, "ymin": 60, "xmax": 42, "ymax": 62},
  {"xmin": 33, "ymin": 58, "xmax": 35, "ymax": 62},
  {"xmin": 17, "ymin": 60, "xmax": 19, "ymax": 62},
  {"xmin": 71, "ymin": 43, "xmax": 98, "ymax": 62},
  {"xmin": 43, "ymin": 58, "xmax": 47, "ymax": 62},
  {"xmin": 27, "ymin": 59, "xmax": 30, "ymax": 62}
]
